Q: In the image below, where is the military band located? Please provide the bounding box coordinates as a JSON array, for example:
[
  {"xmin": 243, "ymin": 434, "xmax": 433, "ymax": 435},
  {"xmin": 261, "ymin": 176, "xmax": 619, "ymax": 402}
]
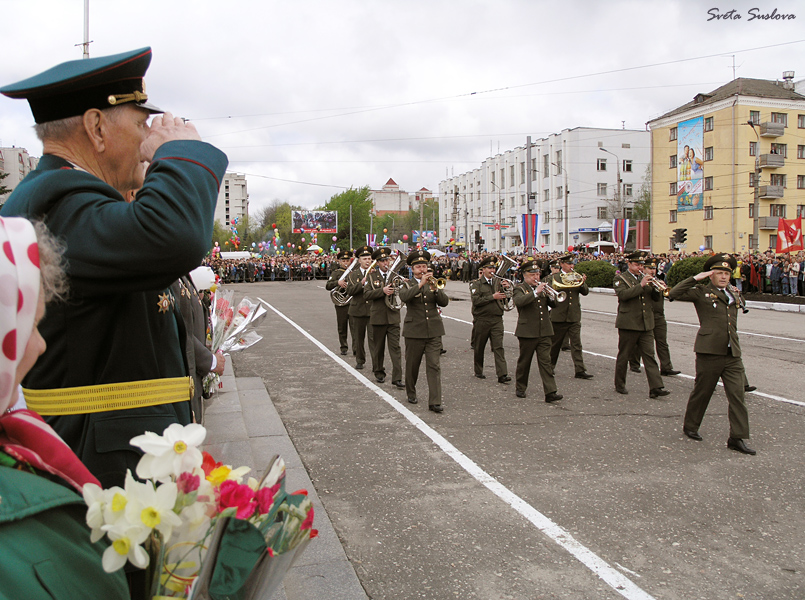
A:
[
  {"xmin": 345, "ymin": 245, "xmax": 375, "ymax": 369},
  {"xmin": 470, "ymin": 256, "xmax": 511, "ymax": 383},
  {"xmin": 364, "ymin": 247, "xmax": 405, "ymax": 388},
  {"xmin": 548, "ymin": 254, "xmax": 593, "ymax": 380},
  {"xmin": 325, "ymin": 249, "xmax": 354, "ymax": 356}
]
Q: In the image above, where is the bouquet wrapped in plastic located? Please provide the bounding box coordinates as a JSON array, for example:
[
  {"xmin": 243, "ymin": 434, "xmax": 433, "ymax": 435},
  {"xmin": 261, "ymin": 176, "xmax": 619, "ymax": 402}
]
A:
[
  {"xmin": 82, "ymin": 424, "xmax": 315, "ymax": 600},
  {"xmin": 205, "ymin": 290, "xmax": 267, "ymax": 394}
]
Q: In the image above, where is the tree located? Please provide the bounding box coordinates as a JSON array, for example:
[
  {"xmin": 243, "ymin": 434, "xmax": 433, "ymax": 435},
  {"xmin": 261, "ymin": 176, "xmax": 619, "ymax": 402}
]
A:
[
  {"xmin": 0, "ymin": 171, "xmax": 11, "ymax": 206},
  {"xmin": 632, "ymin": 164, "xmax": 652, "ymax": 221},
  {"xmin": 321, "ymin": 186, "xmax": 373, "ymax": 250}
]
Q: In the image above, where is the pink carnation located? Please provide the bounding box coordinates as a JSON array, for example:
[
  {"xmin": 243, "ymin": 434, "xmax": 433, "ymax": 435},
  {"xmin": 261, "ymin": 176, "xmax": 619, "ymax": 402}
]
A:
[
  {"xmin": 177, "ymin": 472, "xmax": 200, "ymax": 494},
  {"xmin": 218, "ymin": 480, "xmax": 256, "ymax": 519},
  {"xmin": 256, "ymin": 484, "xmax": 279, "ymax": 514}
]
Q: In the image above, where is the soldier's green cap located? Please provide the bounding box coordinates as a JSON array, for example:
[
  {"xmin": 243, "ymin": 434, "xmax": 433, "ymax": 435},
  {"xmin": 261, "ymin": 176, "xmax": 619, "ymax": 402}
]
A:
[
  {"xmin": 703, "ymin": 253, "xmax": 737, "ymax": 272},
  {"xmin": 371, "ymin": 247, "xmax": 392, "ymax": 260},
  {"xmin": 407, "ymin": 250, "xmax": 431, "ymax": 266},
  {"xmin": 354, "ymin": 245, "xmax": 373, "ymax": 258},
  {"xmin": 519, "ymin": 257, "xmax": 541, "ymax": 273},
  {"xmin": 479, "ymin": 256, "xmax": 498, "ymax": 269},
  {"xmin": 336, "ymin": 249, "xmax": 353, "ymax": 260},
  {"xmin": 1, "ymin": 47, "xmax": 163, "ymax": 124}
]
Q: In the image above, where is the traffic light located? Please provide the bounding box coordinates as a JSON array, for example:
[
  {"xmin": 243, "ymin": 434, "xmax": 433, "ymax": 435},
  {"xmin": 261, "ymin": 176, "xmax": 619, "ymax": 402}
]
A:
[
  {"xmin": 474, "ymin": 230, "xmax": 480, "ymax": 244},
  {"xmin": 673, "ymin": 228, "xmax": 688, "ymax": 244}
]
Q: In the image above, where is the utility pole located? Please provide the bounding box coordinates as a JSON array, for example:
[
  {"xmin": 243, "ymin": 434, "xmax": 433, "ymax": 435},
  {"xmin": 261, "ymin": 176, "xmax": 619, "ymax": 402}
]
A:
[
  {"xmin": 81, "ymin": 0, "xmax": 91, "ymax": 58},
  {"xmin": 369, "ymin": 211, "xmax": 373, "ymax": 246},
  {"xmin": 419, "ymin": 194, "xmax": 424, "ymax": 244},
  {"xmin": 749, "ymin": 121, "xmax": 761, "ymax": 253},
  {"xmin": 526, "ymin": 136, "xmax": 533, "ymax": 255},
  {"xmin": 452, "ymin": 187, "xmax": 458, "ymax": 249},
  {"xmin": 349, "ymin": 204, "xmax": 353, "ymax": 250}
]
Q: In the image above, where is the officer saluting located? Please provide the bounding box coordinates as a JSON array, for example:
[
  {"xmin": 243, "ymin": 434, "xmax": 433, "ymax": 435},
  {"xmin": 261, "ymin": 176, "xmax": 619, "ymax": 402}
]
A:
[
  {"xmin": 512, "ymin": 258, "xmax": 562, "ymax": 402},
  {"xmin": 399, "ymin": 250, "xmax": 449, "ymax": 412},
  {"xmin": 0, "ymin": 48, "xmax": 228, "ymax": 487},
  {"xmin": 669, "ymin": 254, "xmax": 755, "ymax": 455}
]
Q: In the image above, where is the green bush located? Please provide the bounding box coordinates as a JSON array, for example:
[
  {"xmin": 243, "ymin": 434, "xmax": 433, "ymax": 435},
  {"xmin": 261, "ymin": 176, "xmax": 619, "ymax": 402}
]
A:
[
  {"xmin": 575, "ymin": 260, "xmax": 617, "ymax": 288},
  {"xmin": 666, "ymin": 256, "xmax": 708, "ymax": 288}
]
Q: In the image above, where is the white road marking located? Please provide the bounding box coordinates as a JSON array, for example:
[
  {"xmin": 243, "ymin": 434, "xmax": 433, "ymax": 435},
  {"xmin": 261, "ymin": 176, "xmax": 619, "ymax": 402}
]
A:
[
  {"xmin": 441, "ymin": 315, "xmax": 805, "ymax": 408},
  {"xmin": 258, "ymin": 298, "xmax": 656, "ymax": 600}
]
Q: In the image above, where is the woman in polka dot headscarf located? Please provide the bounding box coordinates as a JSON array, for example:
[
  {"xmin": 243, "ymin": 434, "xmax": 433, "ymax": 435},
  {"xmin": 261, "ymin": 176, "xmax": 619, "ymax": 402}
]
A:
[{"xmin": 0, "ymin": 217, "xmax": 128, "ymax": 599}]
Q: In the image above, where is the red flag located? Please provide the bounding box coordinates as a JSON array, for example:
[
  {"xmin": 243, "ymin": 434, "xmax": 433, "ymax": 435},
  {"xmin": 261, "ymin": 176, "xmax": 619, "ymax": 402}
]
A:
[{"xmin": 776, "ymin": 218, "xmax": 803, "ymax": 253}]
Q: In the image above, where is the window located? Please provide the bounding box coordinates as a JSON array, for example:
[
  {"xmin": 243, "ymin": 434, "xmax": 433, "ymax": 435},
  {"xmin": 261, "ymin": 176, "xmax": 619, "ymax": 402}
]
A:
[
  {"xmin": 770, "ymin": 143, "xmax": 787, "ymax": 157},
  {"xmin": 770, "ymin": 234, "xmax": 778, "ymax": 249},
  {"xmin": 704, "ymin": 117, "xmax": 714, "ymax": 131},
  {"xmin": 798, "ymin": 145, "xmax": 805, "ymax": 159},
  {"xmin": 555, "ymin": 150, "xmax": 562, "ymax": 175},
  {"xmin": 750, "ymin": 141, "xmax": 757, "ymax": 157},
  {"xmin": 519, "ymin": 162, "xmax": 525, "ymax": 184},
  {"xmin": 704, "ymin": 147, "xmax": 714, "ymax": 161},
  {"xmin": 543, "ymin": 211, "xmax": 550, "ymax": 223},
  {"xmin": 531, "ymin": 158, "xmax": 537, "ymax": 180},
  {"xmin": 669, "ymin": 127, "xmax": 677, "ymax": 141},
  {"xmin": 623, "ymin": 184, "xmax": 633, "ymax": 197},
  {"xmin": 703, "ymin": 176, "xmax": 713, "ymax": 191},
  {"xmin": 799, "ymin": 114, "xmax": 805, "ymax": 128},
  {"xmin": 520, "ymin": 194, "xmax": 526, "ymax": 206},
  {"xmin": 749, "ymin": 110, "xmax": 760, "ymax": 124},
  {"xmin": 623, "ymin": 159, "xmax": 633, "ymax": 172},
  {"xmin": 557, "ymin": 232, "xmax": 563, "ymax": 246},
  {"xmin": 769, "ymin": 174, "xmax": 786, "ymax": 187},
  {"xmin": 749, "ymin": 172, "xmax": 756, "ymax": 187},
  {"xmin": 597, "ymin": 158, "xmax": 607, "ymax": 171},
  {"xmin": 556, "ymin": 186, "xmax": 563, "ymax": 199},
  {"xmin": 543, "ymin": 189, "xmax": 549, "ymax": 201},
  {"xmin": 799, "ymin": 176, "xmax": 805, "ymax": 190},
  {"xmin": 597, "ymin": 207, "xmax": 608, "ymax": 220},
  {"xmin": 509, "ymin": 165, "xmax": 515, "ymax": 186},
  {"xmin": 704, "ymin": 235, "xmax": 713, "ymax": 249},
  {"xmin": 510, "ymin": 197, "xmax": 515, "ymax": 208},
  {"xmin": 797, "ymin": 204, "xmax": 805, "ymax": 217},
  {"xmin": 500, "ymin": 168, "xmax": 505, "ymax": 188},
  {"xmin": 670, "ymin": 154, "xmax": 677, "ymax": 168},
  {"xmin": 670, "ymin": 182, "xmax": 677, "ymax": 195},
  {"xmin": 491, "ymin": 170, "xmax": 495, "ymax": 186},
  {"xmin": 771, "ymin": 112, "xmax": 788, "ymax": 126},
  {"xmin": 749, "ymin": 204, "xmax": 755, "ymax": 218},
  {"xmin": 704, "ymin": 205, "xmax": 714, "ymax": 220},
  {"xmin": 597, "ymin": 183, "xmax": 608, "ymax": 196},
  {"xmin": 670, "ymin": 209, "xmax": 678, "ymax": 222},
  {"xmin": 543, "ymin": 155, "xmax": 549, "ymax": 178},
  {"xmin": 623, "ymin": 207, "xmax": 633, "ymax": 219},
  {"xmin": 748, "ymin": 234, "xmax": 756, "ymax": 250},
  {"xmin": 556, "ymin": 209, "xmax": 563, "ymax": 221},
  {"xmin": 622, "ymin": 143, "xmax": 631, "ymax": 149},
  {"xmin": 770, "ymin": 204, "xmax": 786, "ymax": 217}
]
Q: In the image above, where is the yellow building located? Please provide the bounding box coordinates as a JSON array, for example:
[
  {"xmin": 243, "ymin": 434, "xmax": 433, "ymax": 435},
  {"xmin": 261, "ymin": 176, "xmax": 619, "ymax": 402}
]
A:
[{"xmin": 648, "ymin": 76, "xmax": 805, "ymax": 254}]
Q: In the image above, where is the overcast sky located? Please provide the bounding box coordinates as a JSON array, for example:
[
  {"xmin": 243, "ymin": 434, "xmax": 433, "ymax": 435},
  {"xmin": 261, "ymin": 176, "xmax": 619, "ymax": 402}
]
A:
[{"xmin": 1, "ymin": 0, "xmax": 803, "ymax": 211}]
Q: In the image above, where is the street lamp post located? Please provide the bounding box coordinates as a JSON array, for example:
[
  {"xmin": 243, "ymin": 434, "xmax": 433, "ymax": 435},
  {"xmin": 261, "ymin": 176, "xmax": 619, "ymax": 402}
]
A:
[
  {"xmin": 490, "ymin": 179, "xmax": 503, "ymax": 252},
  {"xmin": 748, "ymin": 121, "xmax": 761, "ymax": 253}
]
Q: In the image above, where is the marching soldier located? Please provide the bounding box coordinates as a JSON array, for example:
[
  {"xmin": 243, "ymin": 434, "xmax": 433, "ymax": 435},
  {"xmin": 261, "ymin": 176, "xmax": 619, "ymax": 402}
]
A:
[
  {"xmin": 364, "ymin": 247, "xmax": 404, "ymax": 388},
  {"xmin": 345, "ymin": 245, "xmax": 375, "ymax": 369},
  {"xmin": 325, "ymin": 249, "xmax": 354, "ymax": 356},
  {"xmin": 470, "ymin": 256, "xmax": 511, "ymax": 383},
  {"xmin": 613, "ymin": 252, "xmax": 669, "ymax": 398},
  {"xmin": 628, "ymin": 258, "xmax": 680, "ymax": 377},
  {"xmin": 669, "ymin": 254, "xmax": 755, "ymax": 454},
  {"xmin": 399, "ymin": 250, "xmax": 449, "ymax": 412},
  {"xmin": 548, "ymin": 254, "xmax": 593, "ymax": 379},
  {"xmin": 513, "ymin": 258, "xmax": 562, "ymax": 402}
]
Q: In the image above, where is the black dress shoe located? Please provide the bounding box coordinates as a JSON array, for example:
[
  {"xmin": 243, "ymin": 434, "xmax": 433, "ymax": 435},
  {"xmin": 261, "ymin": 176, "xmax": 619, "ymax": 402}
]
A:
[
  {"xmin": 661, "ymin": 369, "xmax": 681, "ymax": 376},
  {"xmin": 475, "ymin": 373, "xmax": 486, "ymax": 379},
  {"xmin": 727, "ymin": 437, "xmax": 756, "ymax": 455},
  {"xmin": 340, "ymin": 349, "xmax": 348, "ymax": 355},
  {"xmin": 683, "ymin": 429, "xmax": 703, "ymax": 441},
  {"xmin": 392, "ymin": 380, "xmax": 405, "ymax": 389},
  {"xmin": 407, "ymin": 397, "xmax": 418, "ymax": 404},
  {"xmin": 575, "ymin": 371, "xmax": 594, "ymax": 380},
  {"xmin": 515, "ymin": 390, "xmax": 526, "ymax": 398},
  {"xmin": 440, "ymin": 349, "xmax": 447, "ymax": 355},
  {"xmin": 429, "ymin": 404, "xmax": 443, "ymax": 413},
  {"xmin": 498, "ymin": 375, "xmax": 512, "ymax": 384},
  {"xmin": 744, "ymin": 385, "xmax": 757, "ymax": 392},
  {"xmin": 630, "ymin": 366, "xmax": 642, "ymax": 373},
  {"xmin": 615, "ymin": 387, "xmax": 629, "ymax": 395},
  {"xmin": 649, "ymin": 387, "xmax": 670, "ymax": 398},
  {"xmin": 545, "ymin": 392, "xmax": 563, "ymax": 403},
  {"xmin": 375, "ymin": 376, "xmax": 385, "ymax": 384},
  {"xmin": 355, "ymin": 363, "xmax": 364, "ymax": 370}
]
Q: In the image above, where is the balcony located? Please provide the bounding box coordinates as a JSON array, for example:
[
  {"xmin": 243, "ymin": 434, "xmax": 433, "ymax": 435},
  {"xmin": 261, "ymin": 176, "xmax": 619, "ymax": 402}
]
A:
[
  {"xmin": 758, "ymin": 154, "xmax": 785, "ymax": 169},
  {"xmin": 759, "ymin": 122, "xmax": 785, "ymax": 137},
  {"xmin": 758, "ymin": 216, "xmax": 781, "ymax": 229},
  {"xmin": 758, "ymin": 185, "xmax": 784, "ymax": 199}
]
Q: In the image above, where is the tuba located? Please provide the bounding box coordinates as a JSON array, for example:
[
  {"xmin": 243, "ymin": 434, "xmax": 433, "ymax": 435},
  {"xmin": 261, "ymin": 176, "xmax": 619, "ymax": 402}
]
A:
[
  {"xmin": 491, "ymin": 255, "xmax": 517, "ymax": 311},
  {"xmin": 384, "ymin": 252, "xmax": 408, "ymax": 310},
  {"xmin": 330, "ymin": 257, "xmax": 358, "ymax": 306}
]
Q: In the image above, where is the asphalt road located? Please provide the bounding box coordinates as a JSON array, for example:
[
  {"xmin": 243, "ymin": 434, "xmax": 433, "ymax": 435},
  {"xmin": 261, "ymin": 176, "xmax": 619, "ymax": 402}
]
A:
[{"xmin": 229, "ymin": 279, "xmax": 805, "ymax": 600}]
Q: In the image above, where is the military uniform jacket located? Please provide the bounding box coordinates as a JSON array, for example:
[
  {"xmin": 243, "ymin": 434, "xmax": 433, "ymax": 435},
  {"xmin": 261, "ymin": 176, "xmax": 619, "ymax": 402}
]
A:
[
  {"xmin": 668, "ymin": 276, "xmax": 742, "ymax": 357},
  {"xmin": 399, "ymin": 279, "xmax": 449, "ymax": 338},
  {"xmin": 363, "ymin": 269, "xmax": 402, "ymax": 325},
  {"xmin": 325, "ymin": 266, "xmax": 346, "ymax": 291},
  {"xmin": 346, "ymin": 267, "xmax": 373, "ymax": 317},
  {"xmin": 470, "ymin": 277, "xmax": 504, "ymax": 320},
  {"xmin": 171, "ymin": 276, "xmax": 214, "ymax": 402},
  {"xmin": 613, "ymin": 270, "xmax": 660, "ymax": 331},
  {"xmin": 0, "ymin": 141, "xmax": 228, "ymax": 484},
  {"xmin": 512, "ymin": 283, "xmax": 555, "ymax": 338},
  {"xmin": 547, "ymin": 272, "xmax": 588, "ymax": 323}
]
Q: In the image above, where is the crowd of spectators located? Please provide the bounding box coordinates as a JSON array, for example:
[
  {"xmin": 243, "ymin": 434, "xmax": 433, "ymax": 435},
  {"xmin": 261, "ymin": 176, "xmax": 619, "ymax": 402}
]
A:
[{"xmin": 205, "ymin": 249, "xmax": 805, "ymax": 296}]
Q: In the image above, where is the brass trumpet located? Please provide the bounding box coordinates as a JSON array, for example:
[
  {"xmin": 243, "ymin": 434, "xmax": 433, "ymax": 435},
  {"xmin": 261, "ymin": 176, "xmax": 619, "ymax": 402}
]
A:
[
  {"xmin": 647, "ymin": 276, "xmax": 670, "ymax": 297},
  {"xmin": 540, "ymin": 282, "xmax": 567, "ymax": 303},
  {"xmin": 428, "ymin": 276, "xmax": 446, "ymax": 291}
]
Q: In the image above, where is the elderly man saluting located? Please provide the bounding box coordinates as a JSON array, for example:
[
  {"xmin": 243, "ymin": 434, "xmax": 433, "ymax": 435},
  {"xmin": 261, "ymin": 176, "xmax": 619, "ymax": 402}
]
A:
[{"xmin": 0, "ymin": 48, "xmax": 228, "ymax": 487}]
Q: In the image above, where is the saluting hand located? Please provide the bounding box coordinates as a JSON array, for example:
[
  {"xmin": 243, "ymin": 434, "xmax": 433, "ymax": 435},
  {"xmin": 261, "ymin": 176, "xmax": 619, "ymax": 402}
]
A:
[{"xmin": 140, "ymin": 112, "xmax": 202, "ymax": 162}]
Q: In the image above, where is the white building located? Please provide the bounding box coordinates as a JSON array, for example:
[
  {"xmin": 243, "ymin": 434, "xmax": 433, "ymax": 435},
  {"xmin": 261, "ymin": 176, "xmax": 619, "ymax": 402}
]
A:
[
  {"xmin": 214, "ymin": 172, "xmax": 249, "ymax": 227},
  {"xmin": 438, "ymin": 127, "xmax": 650, "ymax": 252},
  {"xmin": 370, "ymin": 178, "xmax": 433, "ymax": 216},
  {"xmin": 0, "ymin": 147, "xmax": 39, "ymax": 205}
]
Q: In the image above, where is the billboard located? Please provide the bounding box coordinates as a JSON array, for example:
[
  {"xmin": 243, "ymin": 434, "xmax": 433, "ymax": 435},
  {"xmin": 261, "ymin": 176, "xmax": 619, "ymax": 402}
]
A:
[
  {"xmin": 292, "ymin": 210, "xmax": 338, "ymax": 233},
  {"xmin": 413, "ymin": 230, "xmax": 438, "ymax": 245},
  {"xmin": 677, "ymin": 116, "xmax": 704, "ymax": 212}
]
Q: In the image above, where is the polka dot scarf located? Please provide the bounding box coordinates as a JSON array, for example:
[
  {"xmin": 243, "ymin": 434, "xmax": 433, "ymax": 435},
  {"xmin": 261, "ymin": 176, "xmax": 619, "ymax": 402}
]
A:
[{"xmin": 0, "ymin": 217, "xmax": 39, "ymax": 409}]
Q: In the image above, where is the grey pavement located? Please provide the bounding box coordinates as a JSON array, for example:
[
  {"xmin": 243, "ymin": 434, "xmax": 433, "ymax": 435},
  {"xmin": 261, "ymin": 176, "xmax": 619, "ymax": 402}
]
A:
[{"xmin": 201, "ymin": 361, "xmax": 368, "ymax": 600}]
